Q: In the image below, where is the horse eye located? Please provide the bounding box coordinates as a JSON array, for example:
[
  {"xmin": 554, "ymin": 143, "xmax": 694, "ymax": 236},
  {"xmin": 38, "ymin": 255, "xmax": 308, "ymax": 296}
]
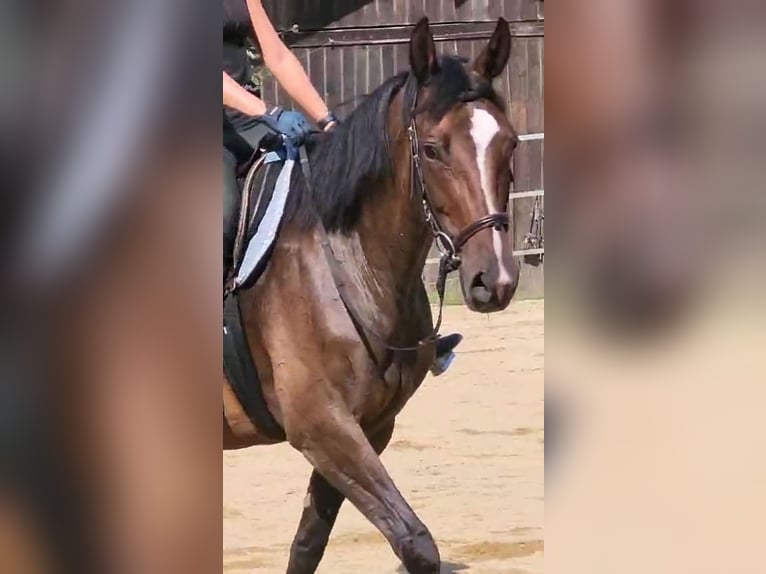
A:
[{"xmin": 423, "ymin": 144, "xmax": 442, "ymax": 162}]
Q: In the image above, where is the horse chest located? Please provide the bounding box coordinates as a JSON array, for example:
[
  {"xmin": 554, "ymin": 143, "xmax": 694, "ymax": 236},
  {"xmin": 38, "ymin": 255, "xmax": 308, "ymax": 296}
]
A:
[{"xmin": 350, "ymin": 346, "xmax": 432, "ymax": 423}]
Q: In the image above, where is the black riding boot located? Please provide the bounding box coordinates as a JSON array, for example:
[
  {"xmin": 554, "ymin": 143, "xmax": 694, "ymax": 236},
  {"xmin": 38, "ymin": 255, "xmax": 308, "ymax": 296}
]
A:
[
  {"xmin": 431, "ymin": 333, "xmax": 464, "ymax": 376},
  {"xmin": 223, "ymin": 148, "xmax": 240, "ymax": 281}
]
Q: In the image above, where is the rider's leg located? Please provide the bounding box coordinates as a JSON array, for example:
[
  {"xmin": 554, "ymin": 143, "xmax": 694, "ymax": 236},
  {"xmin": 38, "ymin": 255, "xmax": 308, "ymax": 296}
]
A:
[
  {"xmin": 411, "ymin": 280, "xmax": 464, "ymax": 377},
  {"xmin": 235, "ymin": 121, "xmax": 273, "ymax": 151},
  {"xmin": 223, "ymin": 147, "xmax": 239, "ymax": 280},
  {"xmin": 431, "ymin": 333, "xmax": 464, "ymax": 376}
]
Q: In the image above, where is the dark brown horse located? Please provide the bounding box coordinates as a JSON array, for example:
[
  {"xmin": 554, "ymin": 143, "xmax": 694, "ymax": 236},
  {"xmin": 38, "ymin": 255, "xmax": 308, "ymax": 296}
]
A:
[{"xmin": 224, "ymin": 18, "xmax": 520, "ymax": 574}]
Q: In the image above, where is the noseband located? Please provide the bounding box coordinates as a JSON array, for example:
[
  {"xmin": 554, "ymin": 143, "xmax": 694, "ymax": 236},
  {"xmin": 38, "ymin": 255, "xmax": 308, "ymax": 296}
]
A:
[{"xmin": 406, "ymin": 110, "xmax": 510, "ymax": 273}]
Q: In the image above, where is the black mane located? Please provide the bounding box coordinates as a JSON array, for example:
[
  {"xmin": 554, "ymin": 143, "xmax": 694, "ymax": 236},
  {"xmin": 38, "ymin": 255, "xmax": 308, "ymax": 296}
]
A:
[{"xmin": 285, "ymin": 55, "xmax": 504, "ymax": 232}]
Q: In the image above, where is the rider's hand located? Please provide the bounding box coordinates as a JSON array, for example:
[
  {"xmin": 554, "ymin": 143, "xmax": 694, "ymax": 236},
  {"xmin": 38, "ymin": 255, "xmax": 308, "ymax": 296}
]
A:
[{"xmin": 265, "ymin": 107, "xmax": 314, "ymax": 140}]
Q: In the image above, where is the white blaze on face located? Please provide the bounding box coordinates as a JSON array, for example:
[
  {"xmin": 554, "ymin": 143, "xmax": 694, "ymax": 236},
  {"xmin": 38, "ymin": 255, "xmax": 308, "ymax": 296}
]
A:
[{"xmin": 469, "ymin": 107, "xmax": 513, "ymax": 283}]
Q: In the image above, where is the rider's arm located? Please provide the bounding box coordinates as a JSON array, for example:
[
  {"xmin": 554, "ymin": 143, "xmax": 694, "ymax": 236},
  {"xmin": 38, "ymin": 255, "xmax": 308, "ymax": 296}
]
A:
[
  {"xmin": 223, "ymin": 71, "xmax": 268, "ymax": 116},
  {"xmin": 246, "ymin": 0, "xmax": 331, "ymax": 124}
]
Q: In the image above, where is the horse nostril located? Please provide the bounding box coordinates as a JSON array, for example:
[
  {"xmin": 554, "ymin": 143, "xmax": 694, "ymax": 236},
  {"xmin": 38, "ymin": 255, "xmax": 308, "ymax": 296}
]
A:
[
  {"xmin": 470, "ymin": 272, "xmax": 486, "ymax": 290},
  {"xmin": 470, "ymin": 272, "xmax": 492, "ymax": 304}
]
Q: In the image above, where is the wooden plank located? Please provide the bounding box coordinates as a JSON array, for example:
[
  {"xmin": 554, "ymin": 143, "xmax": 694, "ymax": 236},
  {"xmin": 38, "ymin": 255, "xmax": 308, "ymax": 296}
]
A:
[
  {"xmin": 310, "ymin": 47, "xmax": 322, "ymax": 110},
  {"xmin": 527, "ymin": 141, "xmax": 543, "ymax": 208},
  {"xmin": 420, "ymin": 0, "xmax": 433, "ymax": 24},
  {"xmin": 280, "ymin": 21, "xmax": 543, "ymax": 48},
  {"xmin": 520, "ymin": 37, "xmax": 531, "ymax": 132},
  {"xmin": 381, "ymin": 43, "xmax": 396, "ymax": 83},
  {"xmin": 454, "ymin": 0, "xmax": 474, "ymax": 21},
  {"xmin": 539, "ymin": 39, "xmax": 545, "ymax": 132},
  {"xmin": 494, "ymin": 37, "xmax": 511, "ymax": 107},
  {"xmin": 361, "ymin": 0, "xmax": 377, "ymax": 26},
  {"xmin": 510, "ymin": 189, "xmax": 544, "ymax": 199},
  {"xmin": 394, "ymin": 0, "xmax": 408, "ymax": 25},
  {"xmin": 489, "ymin": 0, "xmax": 505, "ymax": 20},
  {"xmin": 267, "ymin": 0, "xmax": 544, "ymax": 30},
  {"xmin": 369, "ymin": 44, "xmax": 384, "ymax": 94},
  {"xmin": 442, "ymin": 0, "xmax": 458, "ymax": 22},
  {"xmin": 506, "ymin": 0, "xmax": 523, "ymax": 21},
  {"xmin": 526, "ymin": 37, "xmax": 543, "ymax": 134},
  {"xmin": 340, "ymin": 45, "xmax": 358, "ymax": 116},
  {"xmin": 394, "ymin": 40, "xmax": 409, "ymax": 75},
  {"xmin": 517, "ymin": 259, "xmax": 544, "ymax": 299},
  {"xmin": 379, "ymin": 0, "xmax": 395, "ymax": 24},
  {"xmin": 261, "ymin": 73, "xmax": 276, "ymax": 106},
  {"xmin": 522, "ymin": 0, "xmax": 540, "ymax": 21},
  {"xmin": 354, "ymin": 43, "xmax": 369, "ymax": 98},
  {"xmin": 324, "ymin": 45, "xmax": 342, "ymax": 108},
  {"xmin": 512, "ymin": 143, "xmax": 532, "ymax": 252}
]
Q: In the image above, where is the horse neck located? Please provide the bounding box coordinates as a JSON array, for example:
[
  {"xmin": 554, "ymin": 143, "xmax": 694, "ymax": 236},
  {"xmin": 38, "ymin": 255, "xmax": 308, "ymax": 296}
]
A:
[
  {"xmin": 356, "ymin": 181, "xmax": 430, "ymax": 294},
  {"xmin": 349, "ymin": 112, "xmax": 432, "ymax": 301}
]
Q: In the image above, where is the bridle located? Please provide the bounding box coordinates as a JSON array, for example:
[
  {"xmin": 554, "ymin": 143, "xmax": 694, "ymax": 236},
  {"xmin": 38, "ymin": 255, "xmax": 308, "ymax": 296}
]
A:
[
  {"xmin": 407, "ymin": 112, "xmax": 511, "ymax": 270},
  {"xmin": 403, "ymin": 95, "xmax": 510, "ymax": 335},
  {"xmin": 320, "ymin": 90, "xmax": 512, "ymax": 357}
]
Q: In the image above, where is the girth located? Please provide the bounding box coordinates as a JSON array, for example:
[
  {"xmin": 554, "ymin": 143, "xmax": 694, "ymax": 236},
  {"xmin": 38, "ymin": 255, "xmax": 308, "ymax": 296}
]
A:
[
  {"xmin": 223, "ymin": 134, "xmax": 299, "ymax": 441},
  {"xmin": 223, "ymin": 294, "xmax": 285, "ymax": 440}
]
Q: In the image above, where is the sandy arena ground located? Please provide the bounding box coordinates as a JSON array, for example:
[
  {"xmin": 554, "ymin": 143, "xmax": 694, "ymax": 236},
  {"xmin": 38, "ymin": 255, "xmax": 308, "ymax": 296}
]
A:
[{"xmin": 224, "ymin": 300, "xmax": 544, "ymax": 574}]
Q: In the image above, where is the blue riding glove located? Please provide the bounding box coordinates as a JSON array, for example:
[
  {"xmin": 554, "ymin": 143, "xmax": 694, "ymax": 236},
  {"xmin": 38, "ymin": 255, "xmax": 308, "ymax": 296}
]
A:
[{"xmin": 265, "ymin": 107, "xmax": 314, "ymax": 141}]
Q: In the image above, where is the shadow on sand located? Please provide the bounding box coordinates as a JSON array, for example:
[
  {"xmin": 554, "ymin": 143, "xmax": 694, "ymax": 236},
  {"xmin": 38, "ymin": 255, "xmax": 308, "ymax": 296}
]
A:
[{"xmin": 397, "ymin": 561, "xmax": 470, "ymax": 574}]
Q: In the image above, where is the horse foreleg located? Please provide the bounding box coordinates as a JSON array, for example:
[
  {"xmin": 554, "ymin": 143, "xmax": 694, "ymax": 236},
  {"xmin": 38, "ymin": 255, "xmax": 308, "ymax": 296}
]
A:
[
  {"xmin": 290, "ymin": 415, "xmax": 440, "ymax": 574},
  {"xmin": 285, "ymin": 470, "xmax": 343, "ymax": 574},
  {"xmin": 285, "ymin": 424, "xmax": 394, "ymax": 574}
]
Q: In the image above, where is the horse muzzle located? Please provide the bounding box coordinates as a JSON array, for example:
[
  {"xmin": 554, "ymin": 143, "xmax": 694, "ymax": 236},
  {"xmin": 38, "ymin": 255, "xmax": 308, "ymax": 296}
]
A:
[{"xmin": 461, "ymin": 257, "xmax": 519, "ymax": 312}]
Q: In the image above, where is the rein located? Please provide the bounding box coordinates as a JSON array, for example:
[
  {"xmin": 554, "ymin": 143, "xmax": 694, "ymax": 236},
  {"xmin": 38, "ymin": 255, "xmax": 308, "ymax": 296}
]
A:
[{"xmin": 318, "ymin": 90, "xmax": 511, "ymax": 357}]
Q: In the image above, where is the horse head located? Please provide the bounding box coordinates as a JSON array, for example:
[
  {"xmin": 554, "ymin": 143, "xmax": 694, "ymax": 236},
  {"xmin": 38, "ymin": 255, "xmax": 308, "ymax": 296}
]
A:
[{"xmin": 407, "ymin": 18, "xmax": 520, "ymax": 313}]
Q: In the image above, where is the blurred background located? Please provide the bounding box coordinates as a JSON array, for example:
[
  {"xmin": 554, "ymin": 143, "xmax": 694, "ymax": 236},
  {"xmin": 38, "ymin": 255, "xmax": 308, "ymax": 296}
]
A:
[
  {"xmin": 546, "ymin": 0, "xmax": 766, "ymax": 572},
  {"xmin": 1, "ymin": 0, "xmax": 766, "ymax": 572},
  {"xmin": 257, "ymin": 0, "xmax": 545, "ymax": 302},
  {"xmin": 1, "ymin": 1, "xmax": 222, "ymax": 573}
]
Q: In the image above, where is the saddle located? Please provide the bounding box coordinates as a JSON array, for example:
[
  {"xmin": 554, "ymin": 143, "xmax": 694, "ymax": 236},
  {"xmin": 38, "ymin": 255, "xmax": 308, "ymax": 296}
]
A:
[
  {"xmin": 223, "ymin": 136, "xmax": 304, "ymax": 441},
  {"xmin": 225, "ymin": 131, "xmax": 292, "ymax": 287}
]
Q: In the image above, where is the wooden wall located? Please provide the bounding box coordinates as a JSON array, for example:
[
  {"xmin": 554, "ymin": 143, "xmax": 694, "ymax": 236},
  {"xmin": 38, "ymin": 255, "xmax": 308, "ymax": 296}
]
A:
[{"xmin": 262, "ymin": 0, "xmax": 544, "ymax": 299}]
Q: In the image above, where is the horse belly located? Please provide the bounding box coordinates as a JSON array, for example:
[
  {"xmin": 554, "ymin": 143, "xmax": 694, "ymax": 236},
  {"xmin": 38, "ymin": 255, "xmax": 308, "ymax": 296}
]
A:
[{"xmin": 223, "ymin": 380, "xmax": 283, "ymax": 449}]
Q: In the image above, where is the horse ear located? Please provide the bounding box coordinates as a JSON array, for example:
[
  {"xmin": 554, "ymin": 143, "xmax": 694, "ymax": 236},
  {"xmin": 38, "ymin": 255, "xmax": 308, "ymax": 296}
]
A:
[
  {"xmin": 410, "ymin": 17, "xmax": 440, "ymax": 83},
  {"xmin": 474, "ymin": 18, "xmax": 512, "ymax": 80}
]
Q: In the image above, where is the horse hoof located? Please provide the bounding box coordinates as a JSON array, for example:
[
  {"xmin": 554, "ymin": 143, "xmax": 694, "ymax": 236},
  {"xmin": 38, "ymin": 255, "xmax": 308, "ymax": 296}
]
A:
[{"xmin": 399, "ymin": 530, "xmax": 440, "ymax": 574}]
